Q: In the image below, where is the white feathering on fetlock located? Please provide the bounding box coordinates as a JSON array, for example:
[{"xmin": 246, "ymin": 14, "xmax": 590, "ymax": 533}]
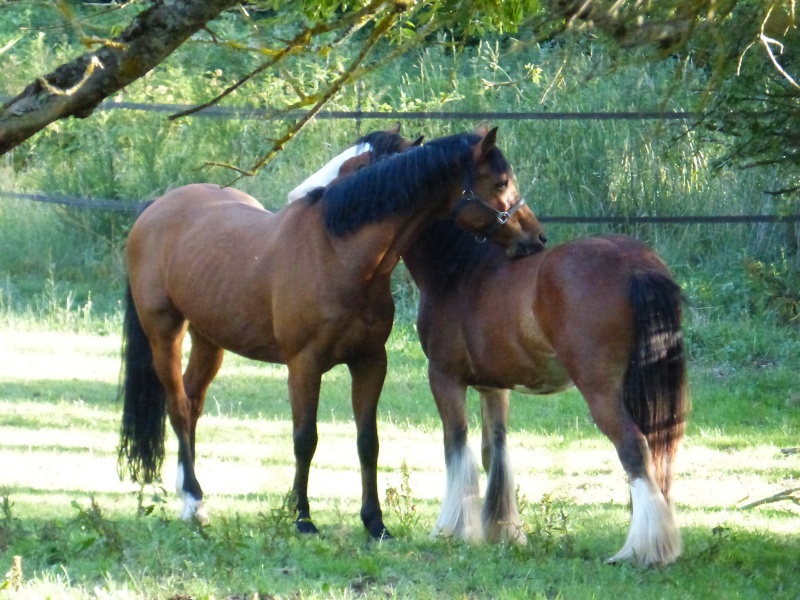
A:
[
  {"xmin": 608, "ymin": 477, "xmax": 681, "ymax": 567},
  {"xmin": 431, "ymin": 446, "xmax": 482, "ymax": 543}
]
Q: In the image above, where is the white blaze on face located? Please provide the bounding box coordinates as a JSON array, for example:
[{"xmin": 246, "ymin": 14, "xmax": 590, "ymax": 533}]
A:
[{"xmin": 287, "ymin": 142, "xmax": 373, "ymax": 202}]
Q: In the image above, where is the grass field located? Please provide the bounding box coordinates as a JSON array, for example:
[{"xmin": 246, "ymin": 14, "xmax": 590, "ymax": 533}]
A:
[{"xmin": 1, "ymin": 325, "xmax": 798, "ymax": 599}]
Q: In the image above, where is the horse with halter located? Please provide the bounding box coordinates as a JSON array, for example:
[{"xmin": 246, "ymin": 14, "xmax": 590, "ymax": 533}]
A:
[
  {"xmin": 117, "ymin": 124, "xmax": 546, "ymax": 540},
  {"xmin": 302, "ymin": 127, "xmax": 687, "ymax": 566}
]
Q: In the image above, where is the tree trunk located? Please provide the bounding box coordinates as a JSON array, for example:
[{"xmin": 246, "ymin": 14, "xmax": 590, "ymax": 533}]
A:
[{"xmin": 0, "ymin": 0, "xmax": 238, "ymax": 155}]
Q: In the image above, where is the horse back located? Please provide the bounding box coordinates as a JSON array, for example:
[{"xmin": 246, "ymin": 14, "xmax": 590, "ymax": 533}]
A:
[
  {"xmin": 129, "ymin": 184, "xmax": 269, "ymax": 256},
  {"xmin": 126, "ymin": 183, "xmax": 395, "ymax": 365}
]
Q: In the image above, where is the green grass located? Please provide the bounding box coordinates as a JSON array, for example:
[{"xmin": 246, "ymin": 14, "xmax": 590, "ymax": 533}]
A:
[{"xmin": 1, "ymin": 326, "xmax": 798, "ymax": 599}]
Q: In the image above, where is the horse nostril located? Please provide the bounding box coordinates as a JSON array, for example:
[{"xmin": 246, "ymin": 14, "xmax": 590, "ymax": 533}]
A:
[{"xmin": 539, "ymin": 233, "xmax": 547, "ymax": 245}]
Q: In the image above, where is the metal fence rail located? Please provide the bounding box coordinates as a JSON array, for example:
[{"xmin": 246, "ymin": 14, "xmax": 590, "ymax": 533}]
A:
[
  {"xmin": 2, "ymin": 190, "xmax": 798, "ymax": 224},
  {"xmin": 97, "ymin": 101, "xmax": 696, "ymax": 122},
  {"xmin": 0, "ymin": 96, "xmax": 698, "ymax": 121}
]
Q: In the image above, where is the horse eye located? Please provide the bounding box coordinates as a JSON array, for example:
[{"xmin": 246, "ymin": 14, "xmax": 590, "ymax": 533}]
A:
[{"xmin": 496, "ymin": 180, "xmax": 508, "ymax": 190}]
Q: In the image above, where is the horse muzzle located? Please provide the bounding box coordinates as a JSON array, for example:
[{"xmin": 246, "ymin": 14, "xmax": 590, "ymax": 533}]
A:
[{"xmin": 507, "ymin": 232, "xmax": 547, "ymax": 258}]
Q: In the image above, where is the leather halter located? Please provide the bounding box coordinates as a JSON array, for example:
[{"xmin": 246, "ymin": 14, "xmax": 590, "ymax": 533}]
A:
[{"xmin": 450, "ymin": 190, "xmax": 527, "ymax": 242}]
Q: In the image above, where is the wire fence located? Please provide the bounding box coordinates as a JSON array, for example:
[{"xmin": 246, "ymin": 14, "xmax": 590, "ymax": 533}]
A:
[
  {"xmin": 1, "ymin": 101, "xmax": 797, "ymax": 224},
  {"xmin": 87, "ymin": 100, "xmax": 698, "ymax": 122}
]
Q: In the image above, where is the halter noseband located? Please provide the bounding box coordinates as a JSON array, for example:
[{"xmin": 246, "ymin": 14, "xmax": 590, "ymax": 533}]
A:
[{"xmin": 451, "ymin": 190, "xmax": 527, "ymax": 243}]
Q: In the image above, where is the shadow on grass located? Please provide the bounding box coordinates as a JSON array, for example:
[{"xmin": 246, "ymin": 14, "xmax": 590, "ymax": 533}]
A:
[{"xmin": 0, "ymin": 369, "xmax": 444, "ymax": 428}]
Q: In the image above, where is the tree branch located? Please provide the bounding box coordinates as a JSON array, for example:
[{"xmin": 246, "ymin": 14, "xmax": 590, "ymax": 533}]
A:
[
  {"xmin": 218, "ymin": 3, "xmax": 407, "ymax": 181},
  {"xmin": 169, "ymin": 0, "xmax": 390, "ymax": 121},
  {"xmin": 0, "ymin": 0, "xmax": 239, "ymax": 155},
  {"xmin": 168, "ymin": 44, "xmax": 300, "ymax": 121},
  {"xmin": 740, "ymin": 487, "xmax": 800, "ymax": 510}
]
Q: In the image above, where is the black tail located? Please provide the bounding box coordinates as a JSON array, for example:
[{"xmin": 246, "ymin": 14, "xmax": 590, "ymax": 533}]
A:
[
  {"xmin": 623, "ymin": 271, "xmax": 688, "ymax": 503},
  {"xmin": 117, "ymin": 281, "xmax": 166, "ymax": 484}
]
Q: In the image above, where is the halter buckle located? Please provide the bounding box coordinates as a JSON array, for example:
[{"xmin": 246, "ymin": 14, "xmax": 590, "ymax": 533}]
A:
[{"xmin": 452, "ymin": 190, "xmax": 526, "ymax": 241}]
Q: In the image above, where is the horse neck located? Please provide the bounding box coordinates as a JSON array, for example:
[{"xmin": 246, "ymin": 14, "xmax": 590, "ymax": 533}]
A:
[
  {"xmin": 339, "ymin": 197, "xmax": 458, "ymax": 283},
  {"xmin": 323, "ymin": 140, "xmax": 473, "ymax": 281}
]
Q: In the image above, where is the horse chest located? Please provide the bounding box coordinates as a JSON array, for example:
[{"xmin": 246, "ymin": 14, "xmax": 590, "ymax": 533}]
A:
[{"xmin": 310, "ymin": 288, "xmax": 394, "ymax": 362}]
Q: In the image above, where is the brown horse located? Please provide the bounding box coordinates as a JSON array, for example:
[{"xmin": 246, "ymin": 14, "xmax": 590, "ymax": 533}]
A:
[
  {"xmin": 117, "ymin": 125, "xmax": 547, "ymax": 539},
  {"xmin": 327, "ymin": 129, "xmax": 687, "ymax": 566}
]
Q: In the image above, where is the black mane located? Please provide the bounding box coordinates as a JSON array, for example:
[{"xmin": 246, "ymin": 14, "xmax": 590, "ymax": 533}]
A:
[
  {"xmin": 409, "ymin": 218, "xmax": 501, "ymax": 296},
  {"xmin": 318, "ymin": 133, "xmax": 481, "ymax": 236}
]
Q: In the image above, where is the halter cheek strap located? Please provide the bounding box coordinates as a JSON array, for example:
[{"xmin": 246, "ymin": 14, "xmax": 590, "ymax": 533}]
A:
[{"xmin": 451, "ymin": 190, "xmax": 527, "ymax": 242}]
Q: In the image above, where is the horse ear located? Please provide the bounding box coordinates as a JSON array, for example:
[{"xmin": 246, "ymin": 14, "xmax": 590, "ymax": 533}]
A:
[
  {"xmin": 475, "ymin": 121, "xmax": 490, "ymax": 137},
  {"xmin": 483, "ymin": 127, "xmax": 498, "ymax": 149},
  {"xmin": 475, "ymin": 126, "xmax": 498, "ymax": 159},
  {"xmin": 387, "ymin": 122, "xmax": 402, "ymax": 135},
  {"xmin": 411, "ymin": 135, "xmax": 424, "ymax": 146}
]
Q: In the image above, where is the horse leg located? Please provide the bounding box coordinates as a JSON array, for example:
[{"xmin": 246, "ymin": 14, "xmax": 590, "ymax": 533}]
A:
[
  {"xmin": 287, "ymin": 356, "xmax": 323, "ymax": 534},
  {"xmin": 479, "ymin": 388, "xmax": 526, "ymax": 545},
  {"xmin": 175, "ymin": 327, "xmax": 225, "ymax": 523},
  {"xmin": 146, "ymin": 318, "xmax": 210, "ymax": 523},
  {"xmin": 429, "ymin": 366, "xmax": 482, "ymax": 543},
  {"xmin": 581, "ymin": 388, "xmax": 680, "ymax": 567},
  {"xmin": 348, "ymin": 350, "xmax": 390, "ymax": 539}
]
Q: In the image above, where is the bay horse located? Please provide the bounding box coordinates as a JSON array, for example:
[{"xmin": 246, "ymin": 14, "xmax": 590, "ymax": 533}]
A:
[
  {"xmin": 117, "ymin": 124, "xmax": 546, "ymax": 539},
  {"xmin": 409, "ymin": 225, "xmax": 686, "ymax": 567},
  {"xmin": 311, "ymin": 129, "xmax": 687, "ymax": 566}
]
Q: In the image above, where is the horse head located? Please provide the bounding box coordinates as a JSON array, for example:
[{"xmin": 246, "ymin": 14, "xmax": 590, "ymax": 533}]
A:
[
  {"xmin": 291, "ymin": 123, "xmax": 547, "ymax": 258},
  {"xmin": 337, "ymin": 124, "xmax": 546, "ymax": 258},
  {"xmin": 448, "ymin": 124, "xmax": 547, "ymax": 258}
]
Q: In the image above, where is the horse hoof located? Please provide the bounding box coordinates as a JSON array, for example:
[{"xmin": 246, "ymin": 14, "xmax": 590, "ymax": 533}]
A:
[
  {"xmin": 195, "ymin": 504, "xmax": 210, "ymax": 526},
  {"xmin": 181, "ymin": 495, "xmax": 209, "ymax": 525},
  {"xmin": 368, "ymin": 524, "xmax": 393, "ymax": 540},
  {"xmin": 605, "ymin": 549, "xmax": 674, "ymax": 568},
  {"xmin": 295, "ymin": 518, "xmax": 320, "ymax": 534},
  {"xmin": 509, "ymin": 528, "xmax": 527, "ymax": 546},
  {"xmin": 605, "ymin": 552, "xmax": 677, "ymax": 568}
]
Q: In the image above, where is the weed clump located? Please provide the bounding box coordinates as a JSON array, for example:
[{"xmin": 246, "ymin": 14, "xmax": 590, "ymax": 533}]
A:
[
  {"xmin": 515, "ymin": 489, "xmax": 574, "ymax": 558},
  {"xmin": 384, "ymin": 460, "xmax": 420, "ymax": 535},
  {"xmin": 70, "ymin": 497, "xmax": 123, "ymax": 559}
]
